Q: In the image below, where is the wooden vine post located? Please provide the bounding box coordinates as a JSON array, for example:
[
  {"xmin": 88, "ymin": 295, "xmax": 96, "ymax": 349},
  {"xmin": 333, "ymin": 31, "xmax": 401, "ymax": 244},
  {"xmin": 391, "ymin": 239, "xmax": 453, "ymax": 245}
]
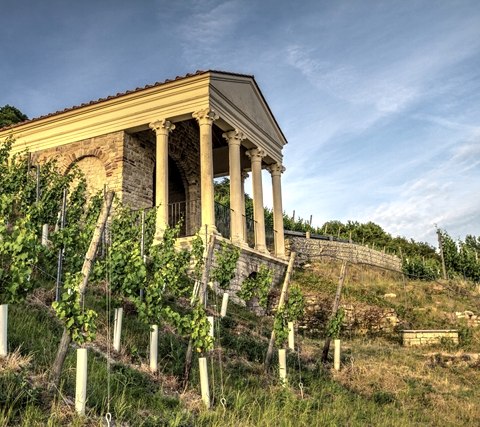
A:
[
  {"xmin": 182, "ymin": 234, "xmax": 216, "ymax": 389},
  {"xmin": 265, "ymin": 251, "xmax": 296, "ymax": 369},
  {"xmin": 321, "ymin": 260, "xmax": 348, "ymax": 363},
  {"xmin": 50, "ymin": 191, "xmax": 114, "ymax": 388},
  {"xmin": 199, "ymin": 235, "xmax": 216, "ymax": 306},
  {"xmin": 55, "ymin": 188, "xmax": 68, "ymax": 302},
  {"xmin": 437, "ymin": 229, "xmax": 448, "ymax": 280}
]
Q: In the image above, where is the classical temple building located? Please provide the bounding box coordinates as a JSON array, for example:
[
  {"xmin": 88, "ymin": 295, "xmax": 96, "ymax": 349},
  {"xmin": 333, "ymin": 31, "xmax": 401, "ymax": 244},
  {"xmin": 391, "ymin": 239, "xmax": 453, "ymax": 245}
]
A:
[{"xmin": 0, "ymin": 71, "xmax": 289, "ymax": 287}]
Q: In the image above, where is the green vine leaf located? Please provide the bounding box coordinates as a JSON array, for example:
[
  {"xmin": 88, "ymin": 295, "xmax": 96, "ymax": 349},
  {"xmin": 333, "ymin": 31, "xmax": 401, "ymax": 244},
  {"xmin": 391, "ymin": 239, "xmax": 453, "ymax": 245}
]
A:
[
  {"xmin": 238, "ymin": 265, "xmax": 273, "ymax": 309},
  {"xmin": 211, "ymin": 241, "xmax": 240, "ymax": 291},
  {"xmin": 189, "ymin": 301, "xmax": 214, "ymax": 354},
  {"xmin": 273, "ymin": 285, "xmax": 305, "ymax": 347},
  {"xmin": 326, "ymin": 308, "xmax": 345, "ymax": 339},
  {"xmin": 52, "ymin": 272, "xmax": 98, "ymax": 345}
]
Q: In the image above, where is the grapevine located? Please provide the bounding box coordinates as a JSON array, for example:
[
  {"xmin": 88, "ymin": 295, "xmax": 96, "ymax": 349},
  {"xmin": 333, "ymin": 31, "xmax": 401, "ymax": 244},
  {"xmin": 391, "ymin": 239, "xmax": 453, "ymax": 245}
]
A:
[
  {"xmin": 211, "ymin": 241, "xmax": 240, "ymax": 291},
  {"xmin": 52, "ymin": 272, "xmax": 98, "ymax": 345},
  {"xmin": 326, "ymin": 308, "xmax": 345, "ymax": 339},
  {"xmin": 273, "ymin": 285, "xmax": 305, "ymax": 347},
  {"xmin": 189, "ymin": 301, "xmax": 214, "ymax": 354},
  {"xmin": 238, "ymin": 265, "xmax": 273, "ymax": 309}
]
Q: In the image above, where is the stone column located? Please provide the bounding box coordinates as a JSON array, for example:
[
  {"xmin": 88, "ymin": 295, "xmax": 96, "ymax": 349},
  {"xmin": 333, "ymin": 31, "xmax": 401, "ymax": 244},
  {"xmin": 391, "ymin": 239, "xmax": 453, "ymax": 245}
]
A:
[
  {"xmin": 268, "ymin": 163, "xmax": 286, "ymax": 258},
  {"xmin": 193, "ymin": 108, "xmax": 219, "ymax": 235},
  {"xmin": 241, "ymin": 171, "xmax": 249, "ymax": 243},
  {"xmin": 223, "ymin": 130, "xmax": 245, "ymax": 244},
  {"xmin": 246, "ymin": 148, "xmax": 267, "ymax": 253},
  {"xmin": 149, "ymin": 119, "xmax": 175, "ymax": 240}
]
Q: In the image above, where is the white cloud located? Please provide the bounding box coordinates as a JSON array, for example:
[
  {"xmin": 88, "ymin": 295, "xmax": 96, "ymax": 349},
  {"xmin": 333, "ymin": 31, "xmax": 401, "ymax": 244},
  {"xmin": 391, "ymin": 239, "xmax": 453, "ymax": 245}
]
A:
[
  {"xmin": 284, "ymin": 17, "xmax": 480, "ymax": 134},
  {"xmin": 176, "ymin": 0, "xmax": 248, "ymax": 67},
  {"xmin": 356, "ymin": 136, "xmax": 480, "ymax": 244}
]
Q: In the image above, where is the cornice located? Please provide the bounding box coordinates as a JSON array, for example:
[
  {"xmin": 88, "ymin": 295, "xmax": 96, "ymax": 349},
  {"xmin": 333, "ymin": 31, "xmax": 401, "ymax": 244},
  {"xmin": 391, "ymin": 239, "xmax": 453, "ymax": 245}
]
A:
[
  {"xmin": 2, "ymin": 76, "xmax": 211, "ymax": 154},
  {"xmin": 0, "ymin": 71, "xmax": 286, "ymax": 167}
]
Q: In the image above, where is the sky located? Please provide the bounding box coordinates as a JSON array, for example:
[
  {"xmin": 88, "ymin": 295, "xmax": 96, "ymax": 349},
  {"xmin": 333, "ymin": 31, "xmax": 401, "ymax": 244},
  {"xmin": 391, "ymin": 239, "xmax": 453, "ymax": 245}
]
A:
[{"xmin": 1, "ymin": 0, "xmax": 479, "ymax": 246}]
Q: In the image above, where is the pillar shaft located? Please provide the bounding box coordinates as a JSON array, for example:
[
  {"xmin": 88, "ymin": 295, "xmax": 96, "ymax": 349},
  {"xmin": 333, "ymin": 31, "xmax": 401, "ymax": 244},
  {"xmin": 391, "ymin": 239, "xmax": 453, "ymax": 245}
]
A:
[
  {"xmin": 149, "ymin": 119, "xmax": 175, "ymax": 240},
  {"xmin": 241, "ymin": 171, "xmax": 249, "ymax": 243},
  {"xmin": 268, "ymin": 163, "xmax": 286, "ymax": 258},
  {"xmin": 247, "ymin": 148, "xmax": 267, "ymax": 253},
  {"xmin": 193, "ymin": 108, "xmax": 219, "ymax": 235},
  {"xmin": 223, "ymin": 130, "xmax": 244, "ymax": 244}
]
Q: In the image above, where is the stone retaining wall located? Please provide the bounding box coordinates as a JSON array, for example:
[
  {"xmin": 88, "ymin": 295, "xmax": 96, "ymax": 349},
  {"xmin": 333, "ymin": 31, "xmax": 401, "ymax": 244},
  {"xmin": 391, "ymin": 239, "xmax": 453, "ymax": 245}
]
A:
[
  {"xmin": 453, "ymin": 310, "xmax": 480, "ymax": 327},
  {"xmin": 179, "ymin": 236, "xmax": 288, "ymax": 315},
  {"xmin": 285, "ymin": 234, "xmax": 402, "ymax": 272},
  {"xmin": 299, "ymin": 293, "xmax": 400, "ymax": 336},
  {"xmin": 225, "ymin": 242, "xmax": 287, "ymax": 315},
  {"xmin": 401, "ymin": 330, "xmax": 458, "ymax": 347}
]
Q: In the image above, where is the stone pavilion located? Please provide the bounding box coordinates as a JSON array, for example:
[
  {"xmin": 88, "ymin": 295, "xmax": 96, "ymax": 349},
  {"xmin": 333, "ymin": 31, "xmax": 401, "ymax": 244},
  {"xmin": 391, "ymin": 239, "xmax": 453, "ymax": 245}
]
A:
[{"xmin": 0, "ymin": 71, "xmax": 289, "ymax": 278}]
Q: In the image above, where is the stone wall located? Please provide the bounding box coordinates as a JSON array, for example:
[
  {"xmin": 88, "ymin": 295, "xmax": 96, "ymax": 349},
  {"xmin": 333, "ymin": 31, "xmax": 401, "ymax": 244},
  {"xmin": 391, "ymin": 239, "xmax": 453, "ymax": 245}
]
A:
[
  {"xmin": 209, "ymin": 237, "xmax": 288, "ymax": 315},
  {"xmin": 34, "ymin": 131, "xmax": 125, "ymax": 198},
  {"xmin": 401, "ymin": 330, "xmax": 459, "ymax": 347},
  {"xmin": 453, "ymin": 310, "xmax": 480, "ymax": 327},
  {"xmin": 32, "ymin": 121, "xmax": 202, "ymax": 216},
  {"xmin": 122, "ymin": 133, "xmax": 155, "ymax": 209},
  {"xmin": 286, "ymin": 233, "xmax": 402, "ymax": 272},
  {"xmin": 299, "ymin": 293, "xmax": 400, "ymax": 336}
]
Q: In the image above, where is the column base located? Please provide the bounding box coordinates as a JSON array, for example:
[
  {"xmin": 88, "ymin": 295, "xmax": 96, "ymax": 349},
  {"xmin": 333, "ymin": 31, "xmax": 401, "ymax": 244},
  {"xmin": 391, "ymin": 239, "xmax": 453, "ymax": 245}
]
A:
[
  {"xmin": 152, "ymin": 227, "xmax": 167, "ymax": 245},
  {"xmin": 198, "ymin": 224, "xmax": 220, "ymax": 238},
  {"xmin": 255, "ymin": 244, "xmax": 270, "ymax": 255},
  {"xmin": 231, "ymin": 237, "xmax": 249, "ymax": 249}
]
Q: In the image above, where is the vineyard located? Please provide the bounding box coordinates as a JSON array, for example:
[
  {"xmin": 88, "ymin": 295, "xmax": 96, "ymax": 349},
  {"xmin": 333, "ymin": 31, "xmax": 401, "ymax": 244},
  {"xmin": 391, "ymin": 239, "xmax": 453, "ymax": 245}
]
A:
[
  {"xmin": 2, "ymin": 137, "xmax": 480, "ymax": 426},
  {"xmin": 0, "ymin": 139, "xmax": 307, "ymax": 424}
]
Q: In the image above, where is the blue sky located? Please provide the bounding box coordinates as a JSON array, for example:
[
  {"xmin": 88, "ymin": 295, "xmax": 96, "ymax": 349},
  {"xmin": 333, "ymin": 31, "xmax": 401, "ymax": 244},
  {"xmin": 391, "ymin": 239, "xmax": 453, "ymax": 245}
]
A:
[{"xmin": 1, "ymin": 0, "xmax": 479, "ymax": 245}]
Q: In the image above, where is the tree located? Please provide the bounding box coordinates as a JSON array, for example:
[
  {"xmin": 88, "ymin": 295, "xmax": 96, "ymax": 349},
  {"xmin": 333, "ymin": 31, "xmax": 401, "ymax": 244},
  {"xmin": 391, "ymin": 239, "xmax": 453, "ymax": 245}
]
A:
[{"xmin": 0, "ymin": 105, "xmax": 28, "ymax": 128}]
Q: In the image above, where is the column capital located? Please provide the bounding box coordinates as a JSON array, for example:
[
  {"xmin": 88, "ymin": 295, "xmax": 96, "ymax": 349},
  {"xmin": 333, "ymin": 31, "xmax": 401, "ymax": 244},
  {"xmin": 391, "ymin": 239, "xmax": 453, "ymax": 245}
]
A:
[
  {"xmin": 149, "ymin": 119, "xmax": 175, "ymax": 136},
  {"xmin": 267, "ymin": 163, "xmax": 286, "ymax": 176},
  {"xmin": 192, "ymin": 108, "xmax": 219, "ymax": 126},
  {"xmin": 241, "ymin": 170, "xmax": 249, "ymax": 181},
  {"xmin": 246, "ymin": 147, "xmax": 266, "ymax": 161},
  {"xmin": 222, "ymin": 129, "xmax": 245, "ymax": 146}
]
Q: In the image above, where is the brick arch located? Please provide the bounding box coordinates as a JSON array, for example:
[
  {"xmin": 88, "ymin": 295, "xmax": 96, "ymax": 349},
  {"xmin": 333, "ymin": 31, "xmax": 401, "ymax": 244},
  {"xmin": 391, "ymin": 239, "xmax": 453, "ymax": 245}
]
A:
[{"xmin": 60, "ymin": 148, "xmax": 111, "ymax": 175}]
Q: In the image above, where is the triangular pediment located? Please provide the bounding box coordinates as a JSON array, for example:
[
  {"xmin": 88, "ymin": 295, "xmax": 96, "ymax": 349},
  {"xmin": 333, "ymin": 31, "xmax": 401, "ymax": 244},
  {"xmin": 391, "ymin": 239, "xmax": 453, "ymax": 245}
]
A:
[{"xmin": 209, "ymin": 73, "xmax": 287, "ymax": 149}]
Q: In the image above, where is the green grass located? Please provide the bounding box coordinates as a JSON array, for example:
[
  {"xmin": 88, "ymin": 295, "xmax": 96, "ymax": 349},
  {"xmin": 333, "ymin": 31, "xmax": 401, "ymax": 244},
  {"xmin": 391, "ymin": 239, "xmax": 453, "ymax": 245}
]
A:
[{"xmin": 1, "ymin": 260, "xmax": 480, "ymax": 425}]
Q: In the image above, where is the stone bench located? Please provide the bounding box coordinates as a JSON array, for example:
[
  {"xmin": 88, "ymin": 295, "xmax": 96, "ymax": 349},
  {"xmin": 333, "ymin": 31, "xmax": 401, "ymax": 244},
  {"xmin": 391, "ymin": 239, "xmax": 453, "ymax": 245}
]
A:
[{"xmin": 401, "ymin": 329, "xmax": 458, "ymax": 347}]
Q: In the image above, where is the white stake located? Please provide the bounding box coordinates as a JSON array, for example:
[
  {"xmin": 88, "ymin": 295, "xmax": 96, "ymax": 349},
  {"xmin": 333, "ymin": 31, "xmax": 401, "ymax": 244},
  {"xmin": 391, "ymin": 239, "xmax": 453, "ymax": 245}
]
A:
[
  {"xmin": 207, "ymin": 316, "xmax": 214, "ymax": 338},
  {"xmin": 75, "ymin": 348, "xmax": 88, "ymax": 415},
  {"xmin": 113, "ymin": 307, "xmax": 123, "ymax": 352},
  {"xmin": 150, "ymin": 325, "xmax": 158, "ymax": 372},
  {"xmin": 278, "ymin": 348, "xmax": 287, "ymax": 386},
  {"xmin": 288, "ymin": 321, "xmax": 295, "ymax": 351},
  {"xmin": 334, "ymin": 339, "xmax": 341, "ymax": 371},
  {"xmin": 220, "ymin": 292, "xmax": 229, "ymax": 318},
  {"xmin": 0, "ymin": 304, "xmax": 7, "ymax": 357},
  {"xmin": 41, "ymin": 224, "xmax": 49, "ymax": 246},
  {"xmin": 199, "ymin": 356, "xmax": 210, "ymax": 408}
]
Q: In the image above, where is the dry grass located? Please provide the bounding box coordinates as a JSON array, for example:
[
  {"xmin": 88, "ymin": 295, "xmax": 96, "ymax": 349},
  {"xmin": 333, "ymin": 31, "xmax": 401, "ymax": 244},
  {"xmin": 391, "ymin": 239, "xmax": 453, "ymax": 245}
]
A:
[
  {"xmin": 0, "ymin": 347, "xmax": 33, "ymax": 372},
  {"xmin": 333, "ymin": 336, "xmax": 480, "ymax": 425}
]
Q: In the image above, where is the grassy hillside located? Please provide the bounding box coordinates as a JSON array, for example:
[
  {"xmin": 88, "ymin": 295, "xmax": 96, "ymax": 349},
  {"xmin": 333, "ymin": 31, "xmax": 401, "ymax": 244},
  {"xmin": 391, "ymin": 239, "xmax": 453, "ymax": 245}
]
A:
[{"xmin": 1, "ymin": 260, "xmax": 480, "ymax": 426}]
